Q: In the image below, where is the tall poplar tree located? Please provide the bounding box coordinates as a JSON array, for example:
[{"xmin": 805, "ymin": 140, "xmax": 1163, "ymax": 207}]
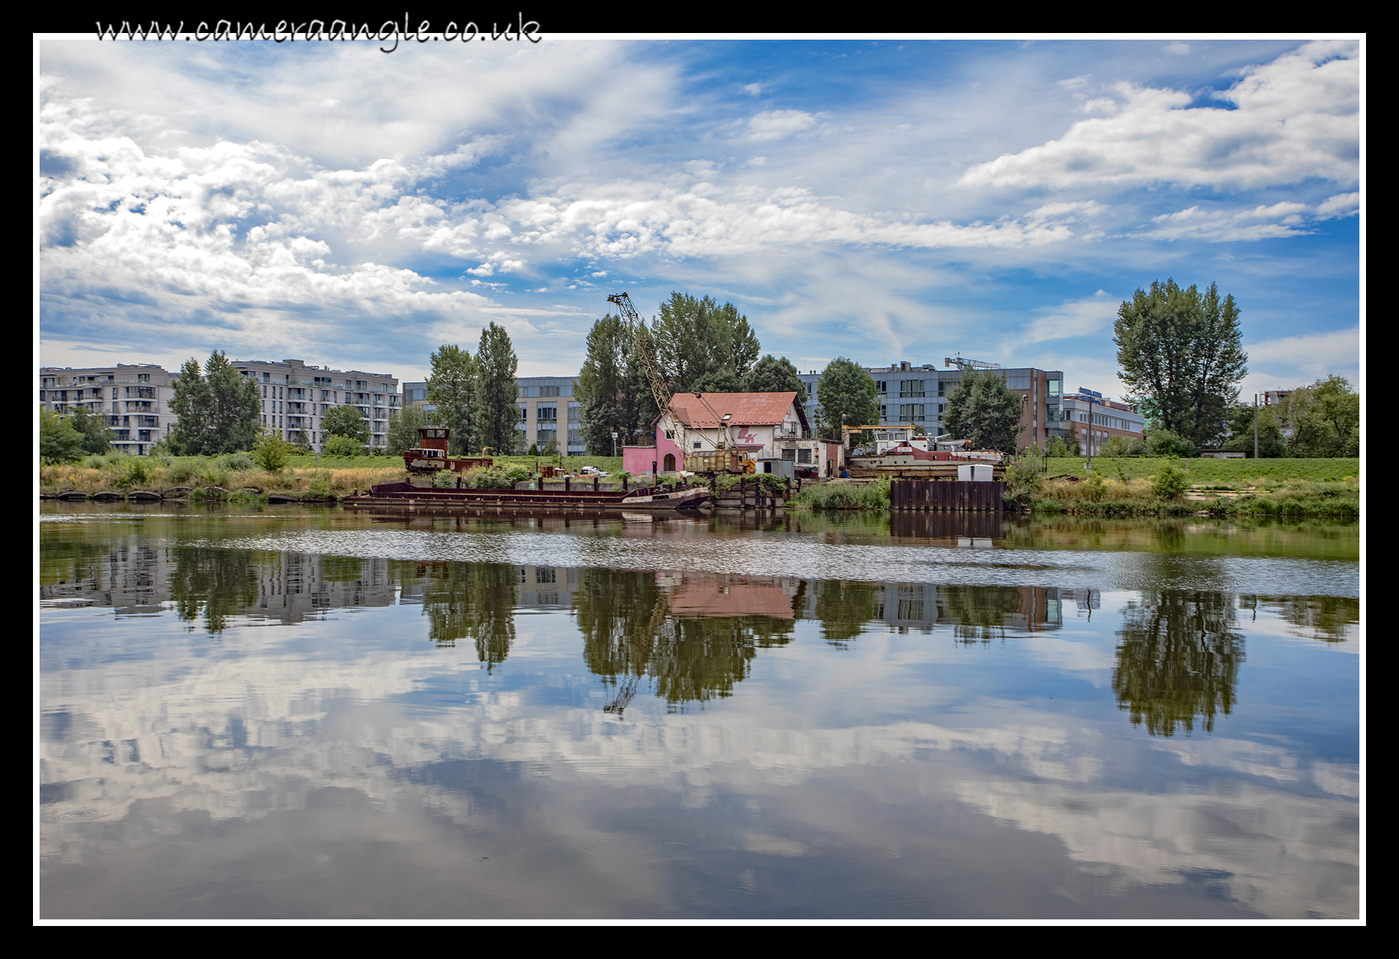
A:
[
  {"xmin": 426, "ymin": 343, "xmax": 477, "ymax": 454},
  {"xmin": 576, "ymin": 312, "xmax": 655, "ymax": 455},
  {"xmin": 475, "ymin": 322, "xmax": 519, "ymax": 455}
]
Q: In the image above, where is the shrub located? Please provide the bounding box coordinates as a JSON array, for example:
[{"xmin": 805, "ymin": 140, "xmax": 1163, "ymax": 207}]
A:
[
  {"xmin": 1146, "ymin": 429, "xmax": 1198, "ymax": 459},
  {"xmin": 1152, "ymin": 459, "xmax": 1189, "ymax": 501},
  {"xmin": 462, "ymin": 467, "xmax": 515, "ymax": 489},
  {"xmin": 433, "ymin": 469, "xmax": 457, "ymax": 488},
  {"xmin": 250, "ymin": 435, "xmax": 290, "ymax": 473},
  {"xmin": 1004, "ymin": 446, "xmax": 1046, "ymax": 502},
  {"xmin": 322, "ymin": 434, "xmax": 366, "ymax": 457}
]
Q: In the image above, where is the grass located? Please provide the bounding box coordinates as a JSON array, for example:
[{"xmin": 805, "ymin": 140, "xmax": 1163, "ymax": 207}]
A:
[
  {"xmin": 41, "ymin": 451, "xmax": 630, "ymax": 502},
  {"xmin": 787, "ymin": 478, "xmax": 891, "ymax": 511},
  {"xmin": 1024, "ymin": 468, "xmax": 1358, "ymax": 519},
  {"xmin": 1046, "ymin": 456, "xmax": 1359, "ymax": 484}
]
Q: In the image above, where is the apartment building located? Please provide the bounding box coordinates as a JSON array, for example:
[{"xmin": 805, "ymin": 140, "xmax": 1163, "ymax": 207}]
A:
[
  {"xmin": 402, "ymin": 376, "xmax": 586, "ymax": 455},
  {"xmin": 231, "ymin": 358, "xmax": 400, "ymax": 451},
  {"xmin": 41, "ymin": 358, "xmax": 401, "ymax": 454},
  {"xmin": 39, "ymin": 363, "xmax": 179, "ymax": 456},
  {"xmin": 797, "ymin": 360, "xmax": 1069, "ymax": 452}
]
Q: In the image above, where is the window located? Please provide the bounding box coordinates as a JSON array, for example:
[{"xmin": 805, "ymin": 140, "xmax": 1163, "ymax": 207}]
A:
[{"xmin": 798, "ymin": 448, "xmax": 812, "ymax": 464}]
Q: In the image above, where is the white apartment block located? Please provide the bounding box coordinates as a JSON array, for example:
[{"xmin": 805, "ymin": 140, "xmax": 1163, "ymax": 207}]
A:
[
  {"xmin": 40, "ymin": 358, "xmax": 401, "ymax": 454},
  {"xmin": 232, "ymin": 358, "xmax": 400, "ymax": 451},
  {"xmin": 39, "ymin": 363, "xmax": 179, "ymax": 456}
]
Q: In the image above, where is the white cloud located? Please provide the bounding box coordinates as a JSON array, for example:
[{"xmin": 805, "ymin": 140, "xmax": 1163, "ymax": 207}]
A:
[
  {"xmin": 1243, "ymin": 327, "xmax": 1361, "ymax": 392},
  {"xmin": 1138, "ymin": 193, "xmax": 1357, "ymax": 242},
  {"xmin": 1314, "ymin": 192, "xmax": 1360, "ymax": 219},
  {"xmin": 1165, "ymin": 42, "xmax": 1191, "ymax": 56},
  {"xmin": 958, "ymin": 40, "xmax": 1358, "ymax": 191},
  {"xmin": 747, "ymin": 109, "xmax": 819, "ymax": 142},
  {"xmin": 1022, "ymin": 289, "xmax": 1119, "ymax": 344},
  {"xmin": 1143, "ymin": 202, "xmax": 1312, "ymax": 242},
  {"xmin": 743, "ymin": 82, "xmax": 762, "ymax": 96}
]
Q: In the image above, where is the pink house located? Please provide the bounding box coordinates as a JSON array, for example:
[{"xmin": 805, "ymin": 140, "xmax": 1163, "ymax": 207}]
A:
[{"xmin": 623, "ymin": 392, "xmax": 843, "ymax": 478}]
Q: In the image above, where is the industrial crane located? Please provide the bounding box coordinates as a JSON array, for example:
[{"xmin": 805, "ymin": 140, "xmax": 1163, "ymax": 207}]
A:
[{"xmin": 607, "ymin": 292, "xmax": 741, "ymax": 473}]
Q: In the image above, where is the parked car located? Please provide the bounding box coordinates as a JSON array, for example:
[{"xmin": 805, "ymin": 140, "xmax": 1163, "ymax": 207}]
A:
[{"xmin": 579, "ymin": 466, "xmax": 608, "ymax": 477}]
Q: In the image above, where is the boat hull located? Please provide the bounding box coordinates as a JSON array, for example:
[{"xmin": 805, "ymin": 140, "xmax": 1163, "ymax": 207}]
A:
[{"xmin": 343, "ymin": 482, "xmax": 714, "ymax": 512}]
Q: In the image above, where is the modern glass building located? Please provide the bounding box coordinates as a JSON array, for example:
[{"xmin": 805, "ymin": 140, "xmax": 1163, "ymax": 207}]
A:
[{"xmin": 796, "ymin": 361, "xmax": 1069, "ymax": 452}]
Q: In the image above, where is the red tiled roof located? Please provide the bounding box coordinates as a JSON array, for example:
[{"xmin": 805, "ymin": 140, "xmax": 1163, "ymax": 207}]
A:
[{"xmin": 666, "ymin": 392, "xmax": 803, "ymax": 429}]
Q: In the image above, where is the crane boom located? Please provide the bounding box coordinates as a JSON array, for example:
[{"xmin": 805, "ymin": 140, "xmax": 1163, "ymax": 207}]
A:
[
  {"xmin": 607, "ymin": 293, "xmax": 672, "ymax": 427},
  {"xmin": 607, "ymin": 291, "xmax": 744, "ymax": 474}
]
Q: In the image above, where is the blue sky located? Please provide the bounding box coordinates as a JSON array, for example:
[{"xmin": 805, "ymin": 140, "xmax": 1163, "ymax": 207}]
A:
[{"xmin": 38, "ymin": 35, "xmax": 1362, "ymax": 402}]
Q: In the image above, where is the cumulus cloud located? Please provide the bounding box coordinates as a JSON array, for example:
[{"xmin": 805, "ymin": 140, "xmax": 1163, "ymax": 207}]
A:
[{"xmin": 958, "ymin": 40, "xmax": 1358, "ymax": 190}]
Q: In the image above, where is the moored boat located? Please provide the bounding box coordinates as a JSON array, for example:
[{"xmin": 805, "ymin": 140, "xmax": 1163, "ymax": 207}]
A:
[{"xmin": 343, "ymin": 481, "xmax": 714, "ymax": 512}]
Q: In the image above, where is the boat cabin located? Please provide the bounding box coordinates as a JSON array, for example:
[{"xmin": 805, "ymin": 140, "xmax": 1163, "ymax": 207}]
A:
[{"xmin": 403, "ymin": 427, "xmax": 493, "ymax": 475}]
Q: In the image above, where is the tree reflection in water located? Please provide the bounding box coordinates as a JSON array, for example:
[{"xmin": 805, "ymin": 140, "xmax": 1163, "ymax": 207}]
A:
[
  {"xmin": 574, "ymin": 569, "xmax": 797, "ymax": 712},
  {"xmin": 168, "ymin": 546, "xmax": 262, "ymax": 634},
  {"xmin": 1112, "ymin": 590, "xmax": 1244, "ymax": 736},
  {"xmin": 412, "ymin": 562, "xmax": 517, "ymax": 671}
]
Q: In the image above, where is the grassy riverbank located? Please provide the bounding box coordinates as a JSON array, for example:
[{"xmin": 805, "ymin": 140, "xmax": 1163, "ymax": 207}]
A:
[
  {"xmin": 787, "ymin": 457, "xmax": 1360, "ymax": 518},
  {"xmin": 39, "ymin": 451, "xmax": 630, "ymax": 501}
]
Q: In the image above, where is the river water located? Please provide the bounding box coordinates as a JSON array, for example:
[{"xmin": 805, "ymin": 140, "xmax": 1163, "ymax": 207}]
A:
[{"xmin": 38, "ymin": 503, "xmax": 1361, "ymax": 919}]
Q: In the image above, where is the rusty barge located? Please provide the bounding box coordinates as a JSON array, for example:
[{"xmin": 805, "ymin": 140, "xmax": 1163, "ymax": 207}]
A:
[{"xmin": 343, "ymin": 480, "xmax": 715, "ymax": 513}]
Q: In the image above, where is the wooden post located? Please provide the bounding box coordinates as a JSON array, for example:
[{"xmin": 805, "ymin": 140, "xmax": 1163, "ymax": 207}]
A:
[{"xmin": 594, "ymin": 476, "xmax": 599, "ymax": 492}]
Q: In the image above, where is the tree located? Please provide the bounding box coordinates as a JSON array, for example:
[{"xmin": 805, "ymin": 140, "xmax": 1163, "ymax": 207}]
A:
[
  {"xmin": 475, "ymin": 322, "xmax": 519, "ymax": 456},
  {"xmin": 941, "ymin": 368, "xmax": 1023, "ymax": 454},
  {"xmin": 1280, "ymin": 376, "xmax": 1360, "ymax": 457},
  {"xmin": 251, "ymin": 428, "xmax": 292, "ymax": 472},
  {"xmin": 1144, "ymin": 428, "xmax": 1198, "ymax": 459},
  {"xmin": 387, "ymin": 404, "xmax": 429, "ymax": 456},
  {"xmin": 426, "ymin": 344, "xmax": 476, "ymax": 455},
  {"xmin": 651, "ymin": 293, "xmax": 761, "ymax": 395},
  {"xmin": 320, "ymin": 404, "xmax": 370, "ymax": 444},
  {"xmin": 40, "ymin": 408, "xmax": 83, "ymax": 463},
  {"xmin": 1221, "ymin": 402, "xmax": 1285, "ymax": 458},
  {"xmin": 168, "ymin": 350, "xmax": 261, "ymax": 455},
  {"xmin": 576, "ymin": 313, "xmax": 656, "ymax": 455},
  {"xmin": 322, "ymin": 434, "xmax": 366, "ymax": 457},
  {"xmin": 67, "ymin": 406, "xmax": 111, "ymax": 455},
  {"xmin": 814, "ymin": 357, "xmax": 879, "ymax": 441},
  {"xmin": 744, "ymin": 354, "xmax": 806, "ymax": 396},
  {"xmin": 1114, "ymin": 279, "xmax": 1247, "ymax": 450}
]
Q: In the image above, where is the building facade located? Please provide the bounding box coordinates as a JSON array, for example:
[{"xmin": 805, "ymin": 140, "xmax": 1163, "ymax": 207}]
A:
[
  {"xmin": 231, "ymin": 358, "xmax": 400, "ymax": 451},
  {"xmin": 403, "ymin": 375, "xmax": 587, "ymax": 456},
  {"xmin": 624, "ymin": 391, "xmax": 843, "ymax": 478},
  {"xmin": 41, "ymin": 358, "xmax": 402, "ymax": 454},
  {"xmin": 1059, "ymin": 389, "xmax": 1145, "ymax": 454},
  {"xmin": 796, "ymin": 361, "xmax": 1069, "ymax": 452},
  {"xmin": 40, "ymin": 363, "xmax": 180, "ymax": 457}
]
